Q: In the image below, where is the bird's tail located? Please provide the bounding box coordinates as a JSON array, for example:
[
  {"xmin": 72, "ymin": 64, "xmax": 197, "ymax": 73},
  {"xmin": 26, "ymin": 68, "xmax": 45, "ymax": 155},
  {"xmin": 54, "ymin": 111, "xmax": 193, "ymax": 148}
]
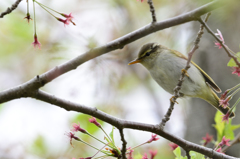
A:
[{"xmin": 205, "ymin": 89, "xmax": 235, "ymax": 118}]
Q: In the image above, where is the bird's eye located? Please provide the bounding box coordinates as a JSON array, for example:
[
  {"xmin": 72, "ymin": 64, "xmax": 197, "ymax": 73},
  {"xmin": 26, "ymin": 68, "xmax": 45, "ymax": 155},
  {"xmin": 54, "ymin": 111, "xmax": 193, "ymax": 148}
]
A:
[{"xmin": 146, "ymin": 52, "xmax": 150, "ymax": 56}]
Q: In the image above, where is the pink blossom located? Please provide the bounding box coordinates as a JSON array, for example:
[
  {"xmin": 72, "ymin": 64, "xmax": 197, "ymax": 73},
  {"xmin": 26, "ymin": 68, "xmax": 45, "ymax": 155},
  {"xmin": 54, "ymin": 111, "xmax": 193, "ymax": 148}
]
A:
[
  {"xmin": 66, "ymin": 132, "xmax": 80, "ymax": 146},
  {"xmin": 149, "ymin": 150, "xmax": 157, "ymax": 159},
  {"xmin": 89, "ymin": 117, "xmax": 101, "ymax": 127},
  {"xmin": 219, "ymin": 96, "xmax": 231, "ymax": 108},
  {"xmin": 127, "ymin": 148, "xmax": 134, "ymax": 159},
  {"xmin": 219, "ymin": 136, "xmax": 230, "ymax": 147},
  {"xmin": 32, "ymin": 34, "xmax": 41, "ymax": 49},
  {"xmin": 169, "ymin": 143, "xmax": 178, "ymax": 151},
  {"xmin": 214, "ymin": 29, "xmax": 225, "ymax": 49},
  {"xmin": 215, "ymin": 42, "xmax": 222, "ymax": 49},
  {"xmin": 58, "ymin": 13, "xmax": 75, "ymax": 26},
  {"xmin": 62, "ymin": 13, "xmax": 74, "ymax": 21},
  {"xmin": 147, "ymin": 134, "xmax": 159, "ymax": 143},
  {"xmin": 232, "ymin": 67, "xmax": 240, "ymax": 77},
  {"xmin": 202, "ymin": 133, "xmax": 213, "ymax": 146},
  {"xmin": 24, "ymin": 13, "xmax": 32, "ymax": 23},
  {"xmin": 216, "ymin": 148, "xmax": 224, "ymax": 154},
  {"xmin": 220, "ymin": 90, "xmax": 228, "ymax": 100},
  {"xmin": 137, "ymin": 0, "xmax": 144, "ymax": 2},
  {"xmin": 72, "ymin": 123, "xmax": 87, "ymax": 133},
  {"xmin": 142, "ymin": 153, "xmax": 149, "ymax": 159},
  {"xmin": 221, "ymin": 112, "xmax": 231, "ymax": 123},
  {"xmin": 57, "ymin": 18, "xmax": 70, "ymax": 26}
]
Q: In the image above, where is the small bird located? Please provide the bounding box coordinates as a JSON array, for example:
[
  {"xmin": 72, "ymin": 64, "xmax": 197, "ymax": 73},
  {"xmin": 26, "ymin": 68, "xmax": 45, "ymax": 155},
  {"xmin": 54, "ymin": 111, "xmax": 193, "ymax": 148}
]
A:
[{"xmin": 128, "ymin": 42, "xmax": 234, "ymax": 118}]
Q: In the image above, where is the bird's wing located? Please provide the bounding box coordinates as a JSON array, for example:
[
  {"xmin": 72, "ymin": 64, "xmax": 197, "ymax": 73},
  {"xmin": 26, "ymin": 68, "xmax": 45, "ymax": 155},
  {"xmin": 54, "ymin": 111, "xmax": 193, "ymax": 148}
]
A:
[
  {"xmin": 191, "ymin": 61, "xmax": 222, "ymax": 93},
  {"xmin": 169, "ymin": 49, "xmax": 221, "ymax": 93}
]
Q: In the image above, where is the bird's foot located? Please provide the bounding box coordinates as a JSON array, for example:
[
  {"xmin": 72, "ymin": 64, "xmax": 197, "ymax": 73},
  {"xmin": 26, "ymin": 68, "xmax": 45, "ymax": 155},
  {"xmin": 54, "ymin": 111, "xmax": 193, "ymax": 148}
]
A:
[
  {"xmin": 181, "ymin": 69, "xmax": 189, "ymax": 77},
  {"xmin": 170, "ymin": 96, "xmax": 179, "ymax": 104}
]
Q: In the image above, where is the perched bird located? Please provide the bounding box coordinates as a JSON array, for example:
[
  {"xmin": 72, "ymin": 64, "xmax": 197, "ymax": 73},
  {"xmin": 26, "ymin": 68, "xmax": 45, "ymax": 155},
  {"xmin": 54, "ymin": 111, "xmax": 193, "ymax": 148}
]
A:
[{"xmin": 128, "ymin": 42, "xmax": 234, "ymax": 118}]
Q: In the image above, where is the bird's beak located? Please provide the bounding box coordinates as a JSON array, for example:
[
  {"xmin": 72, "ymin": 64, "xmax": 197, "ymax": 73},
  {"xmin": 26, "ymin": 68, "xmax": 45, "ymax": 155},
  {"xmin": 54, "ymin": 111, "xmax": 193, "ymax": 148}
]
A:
[{"xmin": 128, "ymin": 59, "xmax": 141, "ymax": 65}]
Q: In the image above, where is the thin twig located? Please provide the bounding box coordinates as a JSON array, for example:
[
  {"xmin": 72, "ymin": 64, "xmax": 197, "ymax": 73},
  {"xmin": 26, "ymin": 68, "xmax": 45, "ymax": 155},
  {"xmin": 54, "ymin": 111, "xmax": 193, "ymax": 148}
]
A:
[
  {"xmin": 0, "ymin": 0, "xmax": 23, "ymax": 18},
  {"xmin": 159, "ymin": 13, "xmax": 212, "ymax": 129},
  {"xmin": 119, "ymin": 129, "xmax": 127, "ymax": 159},
  {"xmin": 147, "ymin": 0, "xmax": 157, "ymax": 22},
  {"xmin": 186, "ymin": 150, "xmax": 191, "ymax": 159},
  {"xmin": 198, "ymin": 19, "xmax": 240, "ymax": 68}
]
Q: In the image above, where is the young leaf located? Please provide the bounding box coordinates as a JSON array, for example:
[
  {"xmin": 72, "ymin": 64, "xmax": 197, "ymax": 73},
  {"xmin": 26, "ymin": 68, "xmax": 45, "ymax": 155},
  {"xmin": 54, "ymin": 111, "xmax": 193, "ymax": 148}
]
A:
[
  {"xmin": 173, "ymin": 147, "xmax": 182, "ymax": 158},
  {"xmin": 173, "ymin": 147, "xmax": 187, "ymax": 159},
  {"xmin": 190, "ymin": 151, "xmax": 205, "ymax": 159},
  {"xmin": 227, "ymin": 52, "xmax": 240, "ymax": 67},
  {"xmin": 213, "ymin": 111, "xmax": 225, "ymax": 142},
  {"xmin": 109, "ymin": 127, "xmax": 115, "ymax": 146},
  {"xmin": 223, "ymin": 120, "xmax": 234, "ymax": 140}
]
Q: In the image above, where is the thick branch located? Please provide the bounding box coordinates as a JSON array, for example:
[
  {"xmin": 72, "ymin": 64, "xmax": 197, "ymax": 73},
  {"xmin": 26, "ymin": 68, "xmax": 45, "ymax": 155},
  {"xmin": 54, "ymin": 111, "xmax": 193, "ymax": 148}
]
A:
[
  {"xmin": 0, "ymin": 0, "xmax": 23, "ymax": 18},
  {"xmin": 0, "ymin": 0, "xmax": 230, "ymax": 104},
  {"xmin": 31, "ymin": 90, "xmax": 237, "ymax": 159}
]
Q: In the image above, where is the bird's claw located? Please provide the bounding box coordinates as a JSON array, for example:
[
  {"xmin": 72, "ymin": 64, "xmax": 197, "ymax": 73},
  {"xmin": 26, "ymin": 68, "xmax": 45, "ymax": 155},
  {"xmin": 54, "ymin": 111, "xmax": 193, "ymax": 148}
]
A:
[
  {"xmin": 170, "ymin": 96, "xmax": 179, "ymax": 104},
  {"xmin": 181, "ymin": 69, "xmax": 189, "ymax": 77}
]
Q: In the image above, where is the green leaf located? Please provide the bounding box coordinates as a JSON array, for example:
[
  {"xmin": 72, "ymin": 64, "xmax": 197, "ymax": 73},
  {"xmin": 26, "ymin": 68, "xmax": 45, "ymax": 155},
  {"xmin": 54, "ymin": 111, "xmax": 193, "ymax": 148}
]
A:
[
  {"xmin": 223, "ymin": 120, "xmax": 234, "ymax": 140},
  {"xmin": 214, "ymin": 110, "xmax": 240, "ymax": 141},
  {"xmin": 173, "ymin": 147, "xmax": 182, "ymax": 159},
  {"xmin": 213, "ymin": 111, "xmax": 225, "ymax": 142},
  {"xmin": 173, "ymin": 147, "xmax": 188, "ymax": 159},
  {"xmin": 227, "ymin": 52, "xmax": 240, "ymax": 67},
  {"xmin": 109, "ymin": 127, "xmax": 115, "ymax": 146},
  {"xmin": 100, "ymin": 150, "xmax": 114, "ymax": 156},
  {"xmin": 231, "ymin": 124, "xmax": 240, "ymax": 131},
  {"xmin": 190, "ymin": 151, "xmax": 205, "ymax": 159}
]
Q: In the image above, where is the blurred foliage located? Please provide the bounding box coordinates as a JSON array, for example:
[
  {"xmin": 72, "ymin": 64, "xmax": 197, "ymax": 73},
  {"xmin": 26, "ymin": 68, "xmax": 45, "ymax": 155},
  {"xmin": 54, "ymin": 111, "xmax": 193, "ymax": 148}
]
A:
[{"xmin": 29, "ymin": 135, "xmax": 48, "ymax": 158}]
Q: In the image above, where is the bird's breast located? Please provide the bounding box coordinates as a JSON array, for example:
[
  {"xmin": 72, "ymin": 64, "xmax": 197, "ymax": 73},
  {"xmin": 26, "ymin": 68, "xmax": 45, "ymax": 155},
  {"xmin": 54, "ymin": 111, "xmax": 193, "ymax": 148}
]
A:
[{"xmin": 147, "ymin": 52, "xmax": 207, "ymax": 97}]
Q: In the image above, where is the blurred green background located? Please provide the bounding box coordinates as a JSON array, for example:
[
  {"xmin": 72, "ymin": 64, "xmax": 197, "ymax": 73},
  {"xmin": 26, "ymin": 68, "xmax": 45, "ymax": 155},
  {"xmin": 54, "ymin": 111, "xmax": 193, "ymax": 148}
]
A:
[{"xmin": 0, "ymin": 0, "xmax": 240, "ymax": 158}]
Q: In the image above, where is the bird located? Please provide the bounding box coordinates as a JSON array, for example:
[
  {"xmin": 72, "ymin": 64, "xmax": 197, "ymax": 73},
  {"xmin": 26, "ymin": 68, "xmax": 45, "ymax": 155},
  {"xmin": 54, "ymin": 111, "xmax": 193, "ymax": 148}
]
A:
[{"xmin": 128, "ymin": 42, "xmax": 234, "ymax": 118}]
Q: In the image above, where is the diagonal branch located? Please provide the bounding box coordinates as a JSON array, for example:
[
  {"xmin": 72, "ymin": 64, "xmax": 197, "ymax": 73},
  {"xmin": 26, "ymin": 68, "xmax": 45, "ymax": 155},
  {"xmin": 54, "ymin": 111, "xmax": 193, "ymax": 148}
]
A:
[
  {"xmin": 0, "ymin": 0, "xmax": 230, "ymax": 104},
  {"xmin": 30, "ymin": 90, "xmax": 237, "ymax": 159},
  {"xmin": 159, "ymin": 13, "xmax": 212, "ymax": 129},
  {"xmin": 198, "ymin": 18, "xmax": 240, "ymax": 68},
  {"xmin": 0, "ymin": 0, "xmax": 23, "ymax": 18}
]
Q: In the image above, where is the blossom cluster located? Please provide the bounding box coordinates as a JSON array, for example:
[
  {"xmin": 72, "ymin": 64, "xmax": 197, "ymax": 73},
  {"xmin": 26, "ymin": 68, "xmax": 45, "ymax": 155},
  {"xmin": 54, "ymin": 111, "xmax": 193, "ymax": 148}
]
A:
[
  {"xmin": 67, "ymin": 117, "xmax": 160, "ymax": 159},
  {"xmin": 23, "ymin": 0, "xmax": 75, "ymax": 49}
]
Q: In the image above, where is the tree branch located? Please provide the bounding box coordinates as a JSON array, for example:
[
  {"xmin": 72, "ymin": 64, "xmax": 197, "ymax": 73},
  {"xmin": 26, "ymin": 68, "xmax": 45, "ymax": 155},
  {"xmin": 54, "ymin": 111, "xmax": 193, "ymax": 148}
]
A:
[
  {"xmin": 0, "ymin": 0, "xmax": 23, "ymax": 18},
  {"xmin": 30, "ymin": 90, "xmax": 237, "ymax": 159},
  {"xmin": 186, "ymin": 150, "xmax": 191, "ymax": 159}
]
